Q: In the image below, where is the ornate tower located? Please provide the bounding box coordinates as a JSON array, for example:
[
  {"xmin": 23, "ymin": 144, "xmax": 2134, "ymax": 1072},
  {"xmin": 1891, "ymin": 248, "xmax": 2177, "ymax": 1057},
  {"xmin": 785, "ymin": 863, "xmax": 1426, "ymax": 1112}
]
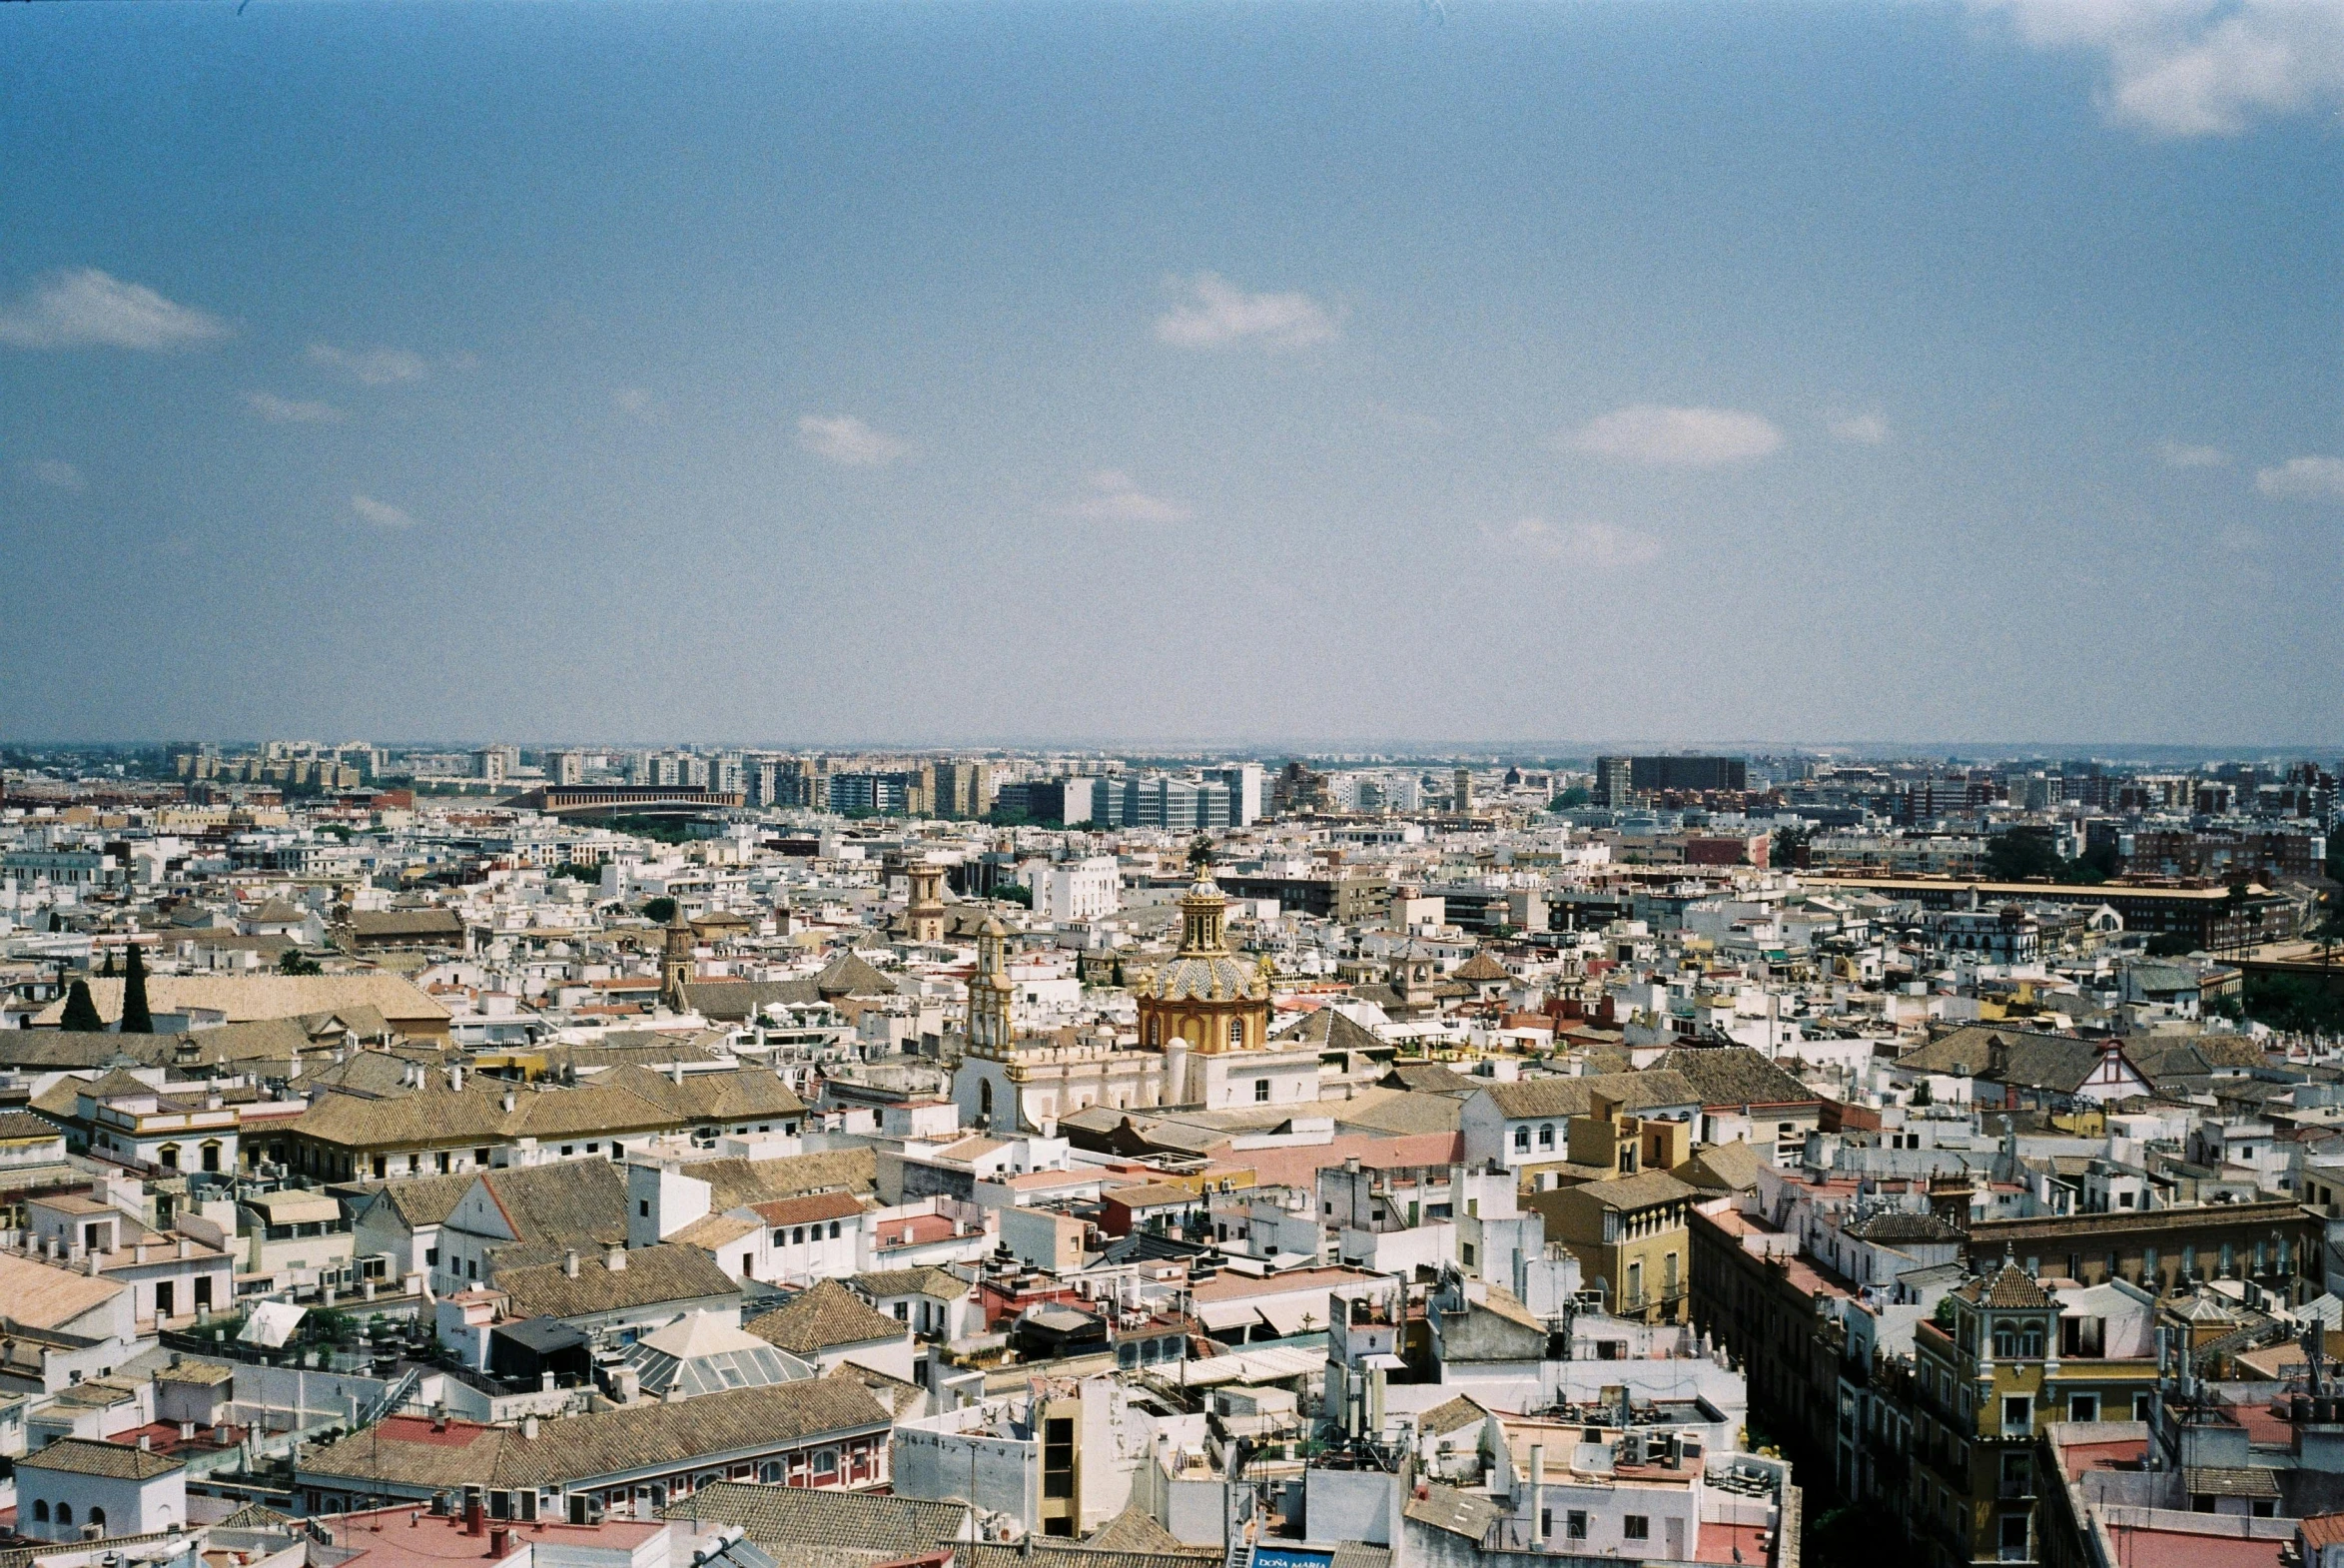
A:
[
  {"xmin": 905, "ymin": 863, "xmax": 947, "ymax": 946},
  {"xmin": 1134, "ymin": 866, "xmax": 1270, "ymax": 1105},
  {"xmin": 967, "ymin": 914, "xmax": 1016, "ymax": 1055},
  {"xmin": 659, "ymin": 902, "xmax": 695, "ymax": 1012}
]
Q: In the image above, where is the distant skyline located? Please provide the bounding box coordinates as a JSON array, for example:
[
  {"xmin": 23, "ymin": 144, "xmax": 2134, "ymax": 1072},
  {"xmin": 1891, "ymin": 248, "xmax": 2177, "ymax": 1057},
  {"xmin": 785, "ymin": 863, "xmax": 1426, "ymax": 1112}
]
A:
[{"xmin": 2, "ymin": 1, "xmax": 2338, "ymax": 744}]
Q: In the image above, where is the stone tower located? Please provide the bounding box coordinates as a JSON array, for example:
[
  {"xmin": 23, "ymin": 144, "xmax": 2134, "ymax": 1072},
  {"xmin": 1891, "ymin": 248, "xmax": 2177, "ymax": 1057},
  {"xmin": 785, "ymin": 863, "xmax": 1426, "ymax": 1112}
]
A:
[
  {"xmin": 658, "ymin": 901, "xmax": 694, "ymax": 1012},
  {"xmin": 905, "ymin": 863, "xmax": 947, "ymax": 946},
  {"xmin": 967, "ymin": 915, "xmax": 1015, "ymax": 1055}
]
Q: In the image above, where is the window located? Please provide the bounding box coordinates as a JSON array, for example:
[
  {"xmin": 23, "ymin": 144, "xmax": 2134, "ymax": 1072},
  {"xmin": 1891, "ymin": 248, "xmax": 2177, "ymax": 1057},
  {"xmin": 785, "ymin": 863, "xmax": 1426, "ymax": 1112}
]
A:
[
  {"xmin": 1514, "ymin": 1128, "xmax": 1531, "ymax": 1153},
  {"xmin": 2119, "ymin": 1191, "xmax": 2135, "ymax": 1207},
  {"xmin": 56, "ymin": 1505, "xmax": 71, "ymax": 1526},
  {"xmin": 476, "ymin": 1147, "xmax": 491, "ymax": 1166},
  {"xmin": 160, "ymin": 1143, "xmax": 181, "ymax": 1170},
  {"xmin": 2069, "ymin": 1393, "xmax": 2099, "ymax": 1422},
  {"xmin": 2134, "ymin": 1391, "xmax": 2155, "ymax": 1421},
  {"xmin": 894, "ymin": 1302, "xmax": 909, "ymax": 1320},
  {"xmin": 2000, "ymin": 1514, "xmax": 2029, "ymax": 1554},
  {"xmin": 641, "ymin": 1200, "xmax": 652, "ymax": 1217},
  {"xmin": 1566, "ymin": 1511, "xmax": 1588, "ymax": 1541},
  {"xmin": 32, "ymin": 1501, "xmax": 47, "ymax": 1523},
  {"xmin": 1043, "ymin": 1417, "xmax": 1075, "ymax": 1498},
  {"xmin": 1254, "ymin": 1079, "xmax": 1270, "ymax": 1103},
  {"xmin": 828, "ymin": 1221, "xmax": 840, "ymax": 1239},
  {"xmin": 1538, "ymin": 1123, "xmax": 1555, "ymax": 1150},
  {"xmin": 1624, "ymin": 1516, "xmax": 1649, "ymax": 1541},
  {"xmin": 2002, "ymin": 1396, "xmax": 2030, "ymax": 1430},
  {"xmin": 2060, "ymin": 1317, "xmax": 2104, "ymax": 1357},
  {"xmin": 561, "ymin": 1145, "xmax": 574, "ymax": 1157}
]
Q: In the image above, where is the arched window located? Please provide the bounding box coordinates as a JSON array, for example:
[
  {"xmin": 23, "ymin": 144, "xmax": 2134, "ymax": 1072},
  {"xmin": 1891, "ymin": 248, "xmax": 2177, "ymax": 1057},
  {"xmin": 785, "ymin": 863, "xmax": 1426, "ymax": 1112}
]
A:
[
  {"xmin": 1514, "ymin": 1128, "xmax": 1531, "ymax": 1153},
  {"xmin": 979, "ymin": 1081, "xmax": 994, "ymax": 1122},
  {"xmin": 1992, "ymin": 1328, "xmax": 2015, "ymax": 1357},
  {"xmin": 1538, "ymin": 1124, "xmax": 1555, "ymax": 1150},
  {"xmin": 87, "ymin": 1509, "xmax": 105, "ymax": 1530},
  {"xmin": 201, "ymin": 1141, "xmax": 223, "ymax": 1173},
  {"xmin": 56, "ymin": 1504, "xmax": 71, "ymax": 1526},
  {"xmin": 158, "ymin": 1144, "xmax": 181, "ymax": 1171},
  {"xmin": 32, "ymin": 1501, "xmax": 48, "ymax": 1523}
]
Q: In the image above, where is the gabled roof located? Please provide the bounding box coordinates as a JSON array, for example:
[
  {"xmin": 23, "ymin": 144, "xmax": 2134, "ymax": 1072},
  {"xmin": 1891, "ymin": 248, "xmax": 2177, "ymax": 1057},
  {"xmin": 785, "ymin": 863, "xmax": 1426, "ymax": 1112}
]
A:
[
  {"xmin": 1654, "ymin": 1047, "xmax": 1819, "ymax": 1109},
  {"xmin": 1480, "ymin": 1070, "xmax": 1699, "ymax": 1121},
  {"xmin": 496, "ymin": 1243, "xmax": 738, "ymax": 1319},
  {"xmin": 24, "ymin": 1436, "xmax": 180, "ymax": 1479},
  {"xmin": 661, "ymin": 1480, "xmax": 969, "ymax": 1566},
  {"xmin": 745, "ymin": 1278, "xmax": 909, "ymax": 1355},
  {"xmin": 304, "ymin": 1379, "xmax": 892, "ymax": 1492}
]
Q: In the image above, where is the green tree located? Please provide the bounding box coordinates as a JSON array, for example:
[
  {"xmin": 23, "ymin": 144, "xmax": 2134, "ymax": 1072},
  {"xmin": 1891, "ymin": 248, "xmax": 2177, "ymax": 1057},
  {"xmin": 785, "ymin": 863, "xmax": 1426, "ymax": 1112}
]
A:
[
  {"xmin": 1548, "ymin": 785, "xmax": 1592, "ymax": 810},
  {"xmin": 99, "ymin": 947, "xmax": 117, "ymax": 979},
  {"xmin": 60, "ymin": 979, "xmax": 104, "ymax": 1032},
  {"xmin": 552, "ymin": 862, "xmax": 601, "ymax": 884},
  {"xmin": 642, "ymin": 897, "xmax": 677, "ymax": 925},
  {"xmin": 1984, "ymin": 829, "xmax": 2062, "ymax": 882},
  {"xmin": 119, "ymin": 942, "xmax": 155, "ymax": 1034},
  {"xmin": 279, "ymin": 950, "xmax": 324, "ymax": 977}
]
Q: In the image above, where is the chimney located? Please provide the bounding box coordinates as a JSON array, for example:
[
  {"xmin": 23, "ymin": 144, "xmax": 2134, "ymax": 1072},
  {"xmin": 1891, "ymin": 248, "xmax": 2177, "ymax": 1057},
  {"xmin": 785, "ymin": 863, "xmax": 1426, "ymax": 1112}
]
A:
[
  {"xmin": 85, "ymin": 1251, "xmax": 101, "ymax": 1276},
  {"xmin": 502, "ymin": 1092, "xmax": 517, "ymax": 1115},
  {"xmin": 489, "ymin": 1526, "xmax": 511, "ymax": 1558},
  {"xmin": 464, "ymin": 1492, "xmax": 485, "ymax": 1537},
  {"xmin": 179, "ymin": 1237, "xmax": 191, "ymax": 1259},
  {"xmin": 135, "ymin": 1242, "xmax": 148, "ymax": 1264},
  {"xmin": 450, "ymin": 1064, "xmax": 465, "ymax": 1093},
  {"xmin": 139, "ymin": 1433, "xmax": 152, "ymax": 1451},
  {"xmin": 605, "ymin": 1245, "xmax": 627, "ymax": 1272},
  {"xmin": 564, "ymin": 1249, "xmax": 579, "ymax": 1278},
  {"xmin": 521, "ymin": 1414, "xmax": 538, "ymax": 1440},
  {"xmin": 1528, "ymin": 1442, "xmax": 1543, "ymax": 1496}
]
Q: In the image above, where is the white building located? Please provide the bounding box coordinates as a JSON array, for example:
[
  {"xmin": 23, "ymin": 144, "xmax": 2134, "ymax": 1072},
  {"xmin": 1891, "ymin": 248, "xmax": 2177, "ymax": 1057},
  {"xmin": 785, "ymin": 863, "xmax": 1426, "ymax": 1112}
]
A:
[
  {"xmin": 1036, "ymin": 857, "xmax": 1122, "ymax": 923},
  {"xmin": 18, "ymin": 1438, "xmax": 185, "ymax": 1540}
]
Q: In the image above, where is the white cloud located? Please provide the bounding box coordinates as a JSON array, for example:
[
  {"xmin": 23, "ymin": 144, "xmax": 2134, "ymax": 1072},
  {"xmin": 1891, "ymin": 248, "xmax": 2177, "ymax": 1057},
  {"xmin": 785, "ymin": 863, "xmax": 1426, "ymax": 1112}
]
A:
[
  {"xmin": 0, "ymin": 269, "xmax": 229, "ymax": 351},
  {"xmin": 1828, "ymin": 411, "xmax": 1891, "ymax": 444},
  {"xmin": 351, "ymin": 493, "xmax": 417, "ymax": 528},
  {"xmin": 797, "ymin": 413, "xmax": 909, "ymax": 466},
  {"xmin": 1480, "ymin": 516, "xmax": 1660, "ymax": 569},
  {"xmin": 246, "ymin": 391, "xmax": 348, "ymax": 424},
  {"xmin": 1566, "ymin": 404, "xmax": 1783, "ymax": 466},
  {"xmin": 24, "ymin": 458, "xmax": 86, "ymax": 492},
  {"xmin": 308, "ymin": 343, "xmax": 430, "ymax": 386},
  {"xmin": 1971, "ymin": 1, "xmax": 2344, "ymax": 137},
  {"xmin": 1154, "ymin": 273, "xmax": 1339, "ymax": 350},
  {"xmin": 2159, "ymin": 437, "xmax": 2230, "ymax": 467},
  {"xmin": 2255, "ymin": 454, "xmax": 2344, "ymax": 500},
  {"xmin": 1059, "ymin": 469, "xmax": 1191, "ymax": 523}
]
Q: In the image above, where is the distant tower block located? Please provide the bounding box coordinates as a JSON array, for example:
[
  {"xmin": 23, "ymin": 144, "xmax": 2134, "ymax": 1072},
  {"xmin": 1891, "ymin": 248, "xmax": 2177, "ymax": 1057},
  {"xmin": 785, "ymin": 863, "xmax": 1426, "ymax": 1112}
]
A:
[
  {"xmin": 906, "ymin": 863, "xmax": 946, "ymax": 945},
  {"xmin": 1453, "ymin": 767, "xmax": 1474, "ymax": 812}
]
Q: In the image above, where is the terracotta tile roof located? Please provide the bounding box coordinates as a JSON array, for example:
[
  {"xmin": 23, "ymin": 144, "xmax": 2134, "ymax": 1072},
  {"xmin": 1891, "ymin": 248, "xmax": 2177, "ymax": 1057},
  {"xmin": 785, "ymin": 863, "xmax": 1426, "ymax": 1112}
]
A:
[
  {"xmin": 496, "ymin": 1243, "xmax": 739, "ymax": 1318},
  {"xmin": 24, "ymin": 1436, "xmax": 180, "ymax": 1479},
  {"xmin": 744, "ymin": 1278, "xmax": 909, "ymax": 1355},
  {"xmin": 661, "ymin": 1480, "xmax": 968, "ymax": 1563}
]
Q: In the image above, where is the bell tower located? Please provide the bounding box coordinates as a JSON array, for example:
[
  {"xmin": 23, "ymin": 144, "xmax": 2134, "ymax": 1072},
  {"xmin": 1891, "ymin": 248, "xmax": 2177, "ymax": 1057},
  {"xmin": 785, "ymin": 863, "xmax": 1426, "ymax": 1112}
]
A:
[
  {"xmin": 659, "ymin": 902, "xmax": 695, "ymax": 1012},
  {"xmin": 968, "ymin": 915, "xmax": 1015, "ymax": 1054},
  {"xmin": 906, "ymin": 863, "xmax": 947, "ymax": 946}
]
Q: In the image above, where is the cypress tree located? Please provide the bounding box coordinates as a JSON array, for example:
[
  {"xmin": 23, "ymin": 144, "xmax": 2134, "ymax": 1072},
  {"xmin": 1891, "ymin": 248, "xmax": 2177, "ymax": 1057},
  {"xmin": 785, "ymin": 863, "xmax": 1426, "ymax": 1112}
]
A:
[
  {"xmin": 60, "ymin": 979, "xmax": 104, "ymax": 1032},
  {"xmin": 100, "ymin": 947, "xmax": 117, "ymax": 979},
  {"xmin": 119, "ymin": 942, "xmax": 155, "ymax": 1034}
]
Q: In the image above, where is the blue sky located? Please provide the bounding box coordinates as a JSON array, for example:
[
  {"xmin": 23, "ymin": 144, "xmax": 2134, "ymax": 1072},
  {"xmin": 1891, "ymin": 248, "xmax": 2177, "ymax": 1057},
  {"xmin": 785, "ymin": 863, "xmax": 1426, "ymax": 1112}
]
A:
[{"xmin": 1, "ymin": 0, "xmax": 2338, "ymax": 748}]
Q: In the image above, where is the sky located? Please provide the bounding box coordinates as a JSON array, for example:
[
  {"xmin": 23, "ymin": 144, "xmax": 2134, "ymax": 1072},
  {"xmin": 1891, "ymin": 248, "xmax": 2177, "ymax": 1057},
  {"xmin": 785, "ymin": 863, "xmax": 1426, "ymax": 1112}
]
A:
[{"xmin": 0, "ymin": 0, "xmax": 2338, "ymax": 750}]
